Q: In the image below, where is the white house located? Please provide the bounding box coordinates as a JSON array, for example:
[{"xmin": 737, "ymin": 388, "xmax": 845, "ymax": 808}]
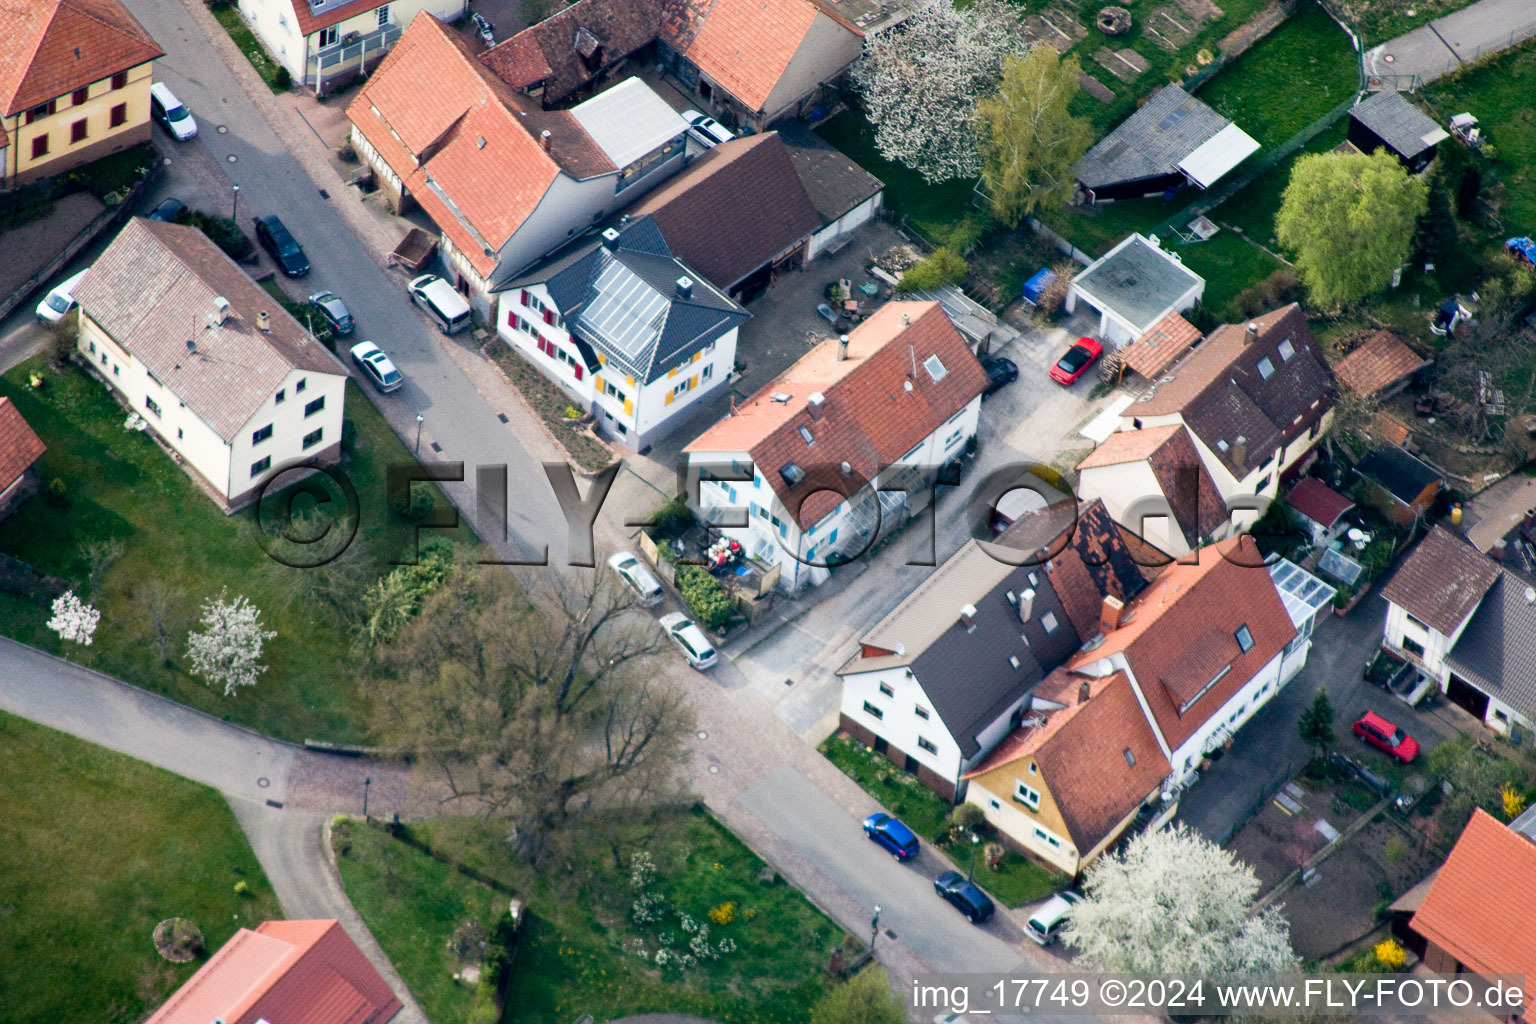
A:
[
  {"xmin": 347, "ymin": 16, "xmax": 691, "ymax": 315},
  {"xmin": 497, "ymin": 216, "xmax": 747, "ymax": 449},
  {"xmin": 1379, "ymin": 525, "xmax": 1536, "ymax": 738},
  {"xmin": 1066, "ymin": 233, "xmax": 1205, "ymax": 347},
  {"xmin": 834, "ymin": 498, "xmax": 1152, "ymax": 799},
  {"xmin": 1080, "ymin": 303, "xmax": 1337, "ymax": 553},
  {"xmin": 71, "ymin": 218, "xmax": 347, "ymax": 511},
  {"xmin": 236, "ymin": 0, "xmax": 461, "ymax": 93},
  {"xmin": 685, "ymin": 302, "xmax": 988, "ymax": 592},
  {"xmin": 777, "ymin": 123, "xmax": 884, "ymax": 262}
]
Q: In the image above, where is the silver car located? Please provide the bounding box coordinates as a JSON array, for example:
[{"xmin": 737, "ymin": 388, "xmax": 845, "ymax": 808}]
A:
[
  {"xmin": 608, "ymin": 552, "xmax": 663, "ymax": 606},
  {"xmin": 658, "ymin": 612, "xmax": 717, "ymax": 669},
  {"xmin": 681, "ymin": 109, "xmax": 733, "ymax": 148},
  {"xmin": 350, "ymin": 340, "xmax": 403, "ymax": 393},
  {"xmin": 308, "ymin": 291, "xmax": 355, "ymax": 336},
  {"xmin": 1025, "ymin": 890, "xmax": 1083, "ymax": 946}
]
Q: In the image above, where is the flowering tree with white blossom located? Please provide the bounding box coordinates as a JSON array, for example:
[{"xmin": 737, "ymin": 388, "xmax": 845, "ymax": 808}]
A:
[
  {"xmin": 1064, "ymin": 824, "xmax": 1298, "ymax": 974},
  {"xmin": 186, "ymin": 590, "xmax": 277, "ymax": 696},
  {"xmin": 47, "ymin": 591, "xmax": 100, "ymax": 646},
  {"xmin": 851, "ymin": 0, "xmax": 1031, "ymax": 183}
]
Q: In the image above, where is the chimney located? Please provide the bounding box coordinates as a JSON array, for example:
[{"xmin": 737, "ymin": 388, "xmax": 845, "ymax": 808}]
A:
[
  {"xmin": 837, "ymin": 334, "xmax": 849, "ymax": 361},
  {"xmin": 839, "ymin": 460, "xmax": 851, "ymax": 476},
  {"xmin": 959, "ymin": 603, "xmax": 978, "ymax": 633},
  {"xmin": 212, "ymin": 296, "xmax": 230, "ymax": 325},
  {"xmin": 901, "ymin": 311, "xmax": 910, "ymax": 326},
  {"xmin": 807, "ymin": 392, "xmax": 825, "ymax": 421},
  {"xmin": 1077, "ymin": 680, "xmax": 1091, "ymax": 705},
  {"xmin": 1232, "ymin": 435, "xmax": 1248, "ymax": 469},
  {"xmin": 1245, "ymin": 322, "xmax": 1258, "ymax": 343},
  {"xmin": 1491, "ymin": 538, "xmax": 1507, "ymax": 562},
  {"xmin": 1100, "ymin": 594, "xmax": 1125, "ymax": 633},
  {"xmin": 540, "ymin": 129, "xmax": 551, "ymax": 150},
  {"xmin": 600, "ymin": 227, "xmax": 621, "ymax": 250},
  {"xmin": 1018, "ymin": 587, "xmax": 1035, "ymax": 623},
  {"xmin": 675, "ymin": 275, "xmax": 693, "ymax": 299},
  {"xmin": 257, "ymin": 310, "xmax": 271, "ymax": 333}
]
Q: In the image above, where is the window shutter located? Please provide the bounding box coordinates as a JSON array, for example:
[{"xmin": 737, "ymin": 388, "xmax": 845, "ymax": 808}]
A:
[
  {"xmin": 573, "ymin": 363, "xmax": 583, "ymax": 381},
  {"xmin": 520, "ymin": 289, "xmax": 530, "ymax": 306},
  {"xmin": 692, "ymin": 350, "xmax": 701, "ymax": 363},
  {"xmin": 626, "ymin": 375, "xmax": 635, "ymax": 387},
  {"xmin": 689, "ymin": 374, "xmax": 698, "ymax": 389},
  {"xmin": 543, "ymin": 308, "xmax": 555, "ymax": 326},
  {"xmin": 664, "ymin": 390, "xmax": 675, "ymax": 407},
  {"xmin": 623, "ymin": 397, "xmax": 633, "ymax": 416}
]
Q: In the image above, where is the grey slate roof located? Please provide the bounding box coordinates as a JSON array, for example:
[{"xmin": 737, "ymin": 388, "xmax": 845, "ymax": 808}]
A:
[
  {"xmin": 510, "ymin": 215, "xmax": 748, "ymax": 384},
  {"xmin": 1379, "ymin": 525, "xmax": 1499, "ymax": 637},
  {"xmin": 1350, "ymin": 90, "xmax": 1446, "ymax": 159},
  {"xmin": 1073, "ymin": 85, "xmax": 1232, "ymax": 189},
  {"xmin": 72, "ymin": 218, "xmax": 342, "ymax": 443},
  {"xmin": 776, "ymin": 121, "xmax": 884, "ymax": 226},
  {"xmin": 1356, "ymin": 445, "xmax": 1443, "ymax": 504},
  {"xmin": 1443, "ymin": 570, "xmax": 1536, "ymax": 721},
  {"xmin": 1072, "ymin": 234, "xmax": 1204, "ymax": 337}
]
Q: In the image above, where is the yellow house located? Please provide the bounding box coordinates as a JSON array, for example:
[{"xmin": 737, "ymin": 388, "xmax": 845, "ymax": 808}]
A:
[
  {"xmin": 0, "ymin": 0, "xmax": 163, "ymax": 188},
  {"xmin": 963, "ymin": 669, "xmax": 1173, "ymax": 878}
]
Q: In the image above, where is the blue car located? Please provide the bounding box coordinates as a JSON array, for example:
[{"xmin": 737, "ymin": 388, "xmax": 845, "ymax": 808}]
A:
[{"xmin": 863, "ymin": 812, "xmax": 920, "ymax": 861}]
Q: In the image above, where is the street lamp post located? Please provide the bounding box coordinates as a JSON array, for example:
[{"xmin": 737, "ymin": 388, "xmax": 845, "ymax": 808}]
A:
[
  {"xmin": 870, "ymin": 904, "xmax": 881, "ymax": 950},
  {"xmin": 232, "ymin": 183, "xmax": 240, "ymax": 223},
  {"xmin": 363, "ymin": 776, "xmax": 371, "ymax": 819},
  {"xmin": 967, "ymin": 830, "xmax": 981, "ymax": 883},
  {"xmin": 415, "ymin": 413, "xmax": 424, "ymax": 455}
]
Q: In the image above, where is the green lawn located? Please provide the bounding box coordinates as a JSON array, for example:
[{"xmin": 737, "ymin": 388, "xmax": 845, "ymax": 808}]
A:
[
  {"xmin": 210, "ymin": 2, "xmax": 288, "ymax": 92},
  {"xmin": 1424, "ymin": 38, "xmax": 1536, "ymax": 232},
  {"xmin": 1209, "ymin": 122, "xmax": 1351, "ymax": 246},
  {"xmin": 0, "ymin": 355, "xmax": 469, "ymax": 743},
  {"xmin": 336, "ymin": 807, "xmax": 847, "ymax": 1024},
  {"xmin": 814, "ymin": 111, "xmax": 980, "ymax": 238},
  {"xmin": 819, "ymin": 734, "xmax": 1066, "ymax": 907},
  {"xmin": 0, "ymin": 711, "xmax": 283, "ymax": 1024},
  {"xmin": 1197, "ymin": 3, "xmax": 1360, "ymax": 148}
]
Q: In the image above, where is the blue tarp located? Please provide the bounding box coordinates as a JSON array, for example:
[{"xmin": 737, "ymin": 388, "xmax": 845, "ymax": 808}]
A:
[
  {"xmin": 1021, "ymin": 267, "xmax": 1057, "ymax": 305},
  {"xmin": 1507, "ymin": 237, "xmax": 1536, "ymax": 264}
]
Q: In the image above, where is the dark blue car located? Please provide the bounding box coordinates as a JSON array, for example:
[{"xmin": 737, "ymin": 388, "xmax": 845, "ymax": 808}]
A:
[
  {"xmin": 934, "ymin": 870, "xmax": 995, "ymax": 924},
  {"xmin": 862, "ymin": 812, "xmax": 919, "ymax": 861}
]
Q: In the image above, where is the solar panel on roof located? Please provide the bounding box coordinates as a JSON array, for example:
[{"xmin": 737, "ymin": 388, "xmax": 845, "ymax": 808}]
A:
[{"xmin": 580, "ymin": 260, "xmax": 668, "ymax": 359}]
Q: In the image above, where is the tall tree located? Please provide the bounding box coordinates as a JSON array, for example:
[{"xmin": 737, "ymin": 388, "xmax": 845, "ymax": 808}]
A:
[
  {"xmin": 368, "ymin": 566, "xmax": 695, "ymax": 864},
  {"xmin": 1065, "ymin": 824, "xmax": 1297, "ymax": 973},
  {"xmin": 976, "ymin": 48, "xmax": 1092, "ymax": 226},
  {"xmin": 1275, "ymin": 150, "xmax": 1429, "ymax": 308},
  {"xmin": 1298, "ymin": 686, "xmax": 1336, "ymax": 758},
  {"xmin": 851, "ymin": 0, "xmax": 1030, "ymax": 184}
]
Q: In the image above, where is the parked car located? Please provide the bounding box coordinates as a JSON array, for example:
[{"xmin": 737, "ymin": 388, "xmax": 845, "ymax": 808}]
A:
[
  {"xmin": 307, "ymin": 291, "xmax": 355, "ymax": 336},
  {"xmin": 980, "ymin": 355, "xmax": 1018, "ymax": 395},
  {"xmin": 658, "ymin": 612, "xmax": 717, "ymax": 670},
  {"xmin": 682, "ymin": 110, "xmax": 733, "ymax": 148},
  {"xmin": 1025, "ymin": 889, "xmax": 1083, "ymax": 946},
  {"xmin": 608, "ymin": 551, "xmax": 663, "ymax": 607},
  {"xmin": 1352, "ymin": 710, "xmax": 1420, "ymax": 763},
  {"xmin": 408, "ymin": 274, "xmax": 472, "ymax": 334},
  {"xmin": 35, "ymin": 266, "xmax": 89, "ymax": 323},
  {"xmin": 149, "ymin": 82, "xmax": 198, "ymax": 141},
  {"xmin": 862, "ymin": 812, "xmax": 920, "ymax": 861},
  {"xmin": 933, "ymin": 871, "xmax": 994, "ymax": 924},
  {"xmin": 349, "ymin": 340, "xmax": 403, "ymax": 394},
  {"xmin": 253, "ymin": 215, "xmax": 310, "ymax": 277},
  {"xmin": 146, "ymin": 197, "xmax": 184, "ymax": 222},
  {"xmin": 1049, "ymin": 336, "xmax": 1104, "ymax": 386}
]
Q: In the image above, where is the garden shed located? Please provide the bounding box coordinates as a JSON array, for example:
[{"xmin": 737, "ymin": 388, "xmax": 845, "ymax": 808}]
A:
[{"xmin": 1347, "ymin": 90, "xmax": 1448, "ymax": 174}]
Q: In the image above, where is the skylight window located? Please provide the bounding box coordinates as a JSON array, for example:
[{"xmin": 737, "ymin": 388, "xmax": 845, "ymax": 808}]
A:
[
  {"xmin": 1123, "ymin": 748, "xmax": 1136, "ymax": 767},
  {"xmin": 1278, "ymin": 338, "xmax": 1296, "ymax": 362},
  {"xmin": 798, "ymin": 425, "xmax": 814, "ymax": 446},
  {"xmin": 1235, "ymin": 624, "xmax": 1254, "ymax": 652},
  {"xmin": 779, "ymin": 462, "xmax": 805, "ymax": 486},
  {"xmin": 923, "ymin": 354, "xmax": 947, "ymax": 383},
  {"xmin": 1041, "ymin": 611, "xmax": 1058, "ymax": 633},
  {"xmin": 1257, "ymin": 357, "xmax": 1276, "ymax": 380}
]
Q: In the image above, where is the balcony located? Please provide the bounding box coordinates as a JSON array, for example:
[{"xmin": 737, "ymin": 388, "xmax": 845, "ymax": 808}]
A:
[{"xmin": 307, "ymin": 22, "xmax": 401, "ymax": 84}]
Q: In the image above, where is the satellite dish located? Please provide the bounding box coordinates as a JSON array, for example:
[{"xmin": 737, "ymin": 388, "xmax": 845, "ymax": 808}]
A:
[{"xmin": 186, "ymin": 339, "xmax": 197, "ymax": 355}]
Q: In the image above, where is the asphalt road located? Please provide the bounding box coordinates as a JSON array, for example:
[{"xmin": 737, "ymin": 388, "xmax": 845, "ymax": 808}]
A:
[{"xmin": 1364, "ymin": 0, "xmax": 1536, "ymax": 84}]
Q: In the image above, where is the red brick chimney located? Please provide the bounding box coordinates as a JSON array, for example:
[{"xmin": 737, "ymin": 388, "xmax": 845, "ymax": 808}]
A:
[{"xmin": 1100, "ymin": 594, "xmax": 1125, "ymax": 633}]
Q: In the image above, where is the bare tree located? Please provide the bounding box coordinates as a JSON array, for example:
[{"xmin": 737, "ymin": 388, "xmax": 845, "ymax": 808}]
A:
[
  {"xmin": 81, "ymin": 538, "xmax": 126, "ymax": 602},
  {"xmin": 133, "ymin": 579, "xmax": 188, "ymax": 665},
  {"xmin": 1430, "ymin": 311, "xmax": 1536, "ymax": 442},
  {"xmin": 369, "ymin": 565, "xmax": 696, "ymax": 865}
]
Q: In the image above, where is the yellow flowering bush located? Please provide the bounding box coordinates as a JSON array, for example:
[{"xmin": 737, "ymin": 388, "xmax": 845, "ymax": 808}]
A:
[
  {"xmin": 708, "ymin": 901, "xmax": 737, "ymax": 926},
  {"xmin": 1374, "ymin": 938, "xmax": 1407, "ymax": 971}
]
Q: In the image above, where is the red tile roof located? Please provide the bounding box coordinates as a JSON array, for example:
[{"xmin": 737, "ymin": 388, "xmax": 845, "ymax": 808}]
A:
[
  {"xmin": 1079, "ymin": 425, "xmax": 1226, "ymax": 549},
  {"xmin": 346, "ymin": 13, "xmax": 611, "ymax": 278},
  {"xmin": 1078, "ymin": 424, "xmax": 1184, "ymax": 469},
  {"xmin": 285, "ymin": 0, "xmax": 381, "ymax": 37},
  {"xmin": 147, "ymin": 919, "xmax": 401, "ymax": 1024},
  {"xmin": 1411, "ymin": 809, "xmax": 1536, "ymax": 1004},
  {"xmin": 966, "ymin": 669, "xmax": 1169, "ymax": 852},
  {"xmin": 659, "ymin": 0, "xmax": 857, "ymax": 114},
  {"xmin": 0, "ymin": 397, "xmax": 46, "ymax": 490},
  {"xmin": 1333, "ymin": 329, "xmax": 1429, "ymax": 397},
  {"xmin": 481, "ymin": 0, "xmax": 663, "ymax": 103},
  {"xmin": 686, "ymin": 301, "xmax": 988, "ymax": 527},
  {"xmin": 1069, "ymin": 536, "xmax": 1296, "ymax": 750},
  {"xmin": 628, "ymin": 132, "xmax": 821, "ymax": 289},
  {"xmin": 1121, "ymin": 311, "xmax": 1201, "ymax": 379},
  {"xmin": 1285, "ymin": 476, "xmax": 1353, "ymax": 529},
  {"xmin": 0, "ymin": 0, "xmax": 163, "ymax": 116},
  {"xmin": 1379, "ymin": 525, "xmax": 1500, "ymax": 636}
]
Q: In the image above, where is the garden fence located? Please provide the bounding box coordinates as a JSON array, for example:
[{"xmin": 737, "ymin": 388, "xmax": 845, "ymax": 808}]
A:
[{"xmin": 1211, "ymin": 758, "xmax": 1295, "ymax": 847}]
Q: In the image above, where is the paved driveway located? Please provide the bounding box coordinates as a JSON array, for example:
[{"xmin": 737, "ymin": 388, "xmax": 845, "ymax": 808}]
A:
[{"xmin": 1365, "ymin": 0, "xmax": 1536, "ymax": 84}]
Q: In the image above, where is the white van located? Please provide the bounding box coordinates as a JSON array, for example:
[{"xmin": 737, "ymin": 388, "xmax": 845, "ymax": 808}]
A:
[
  {"xmin": 149, "ymin": 83, "xmax": 198, "ymax": 142},
  {"xmin": 408, "ymin": 274, "xmax": 472, "ymax": 334},
  {"xmin": 36, "ymin": 267, "xmax": 90, "ymax": 323}
]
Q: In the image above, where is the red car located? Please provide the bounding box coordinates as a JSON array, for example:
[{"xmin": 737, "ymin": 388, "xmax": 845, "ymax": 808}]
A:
[
  {"xmin": 1049, "ymin": 336, "xmax": 1104, "ymax": 386},
  {"xmin": 1353, "ymin": 711, "xmax": 1420, "ymax": 763}
]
